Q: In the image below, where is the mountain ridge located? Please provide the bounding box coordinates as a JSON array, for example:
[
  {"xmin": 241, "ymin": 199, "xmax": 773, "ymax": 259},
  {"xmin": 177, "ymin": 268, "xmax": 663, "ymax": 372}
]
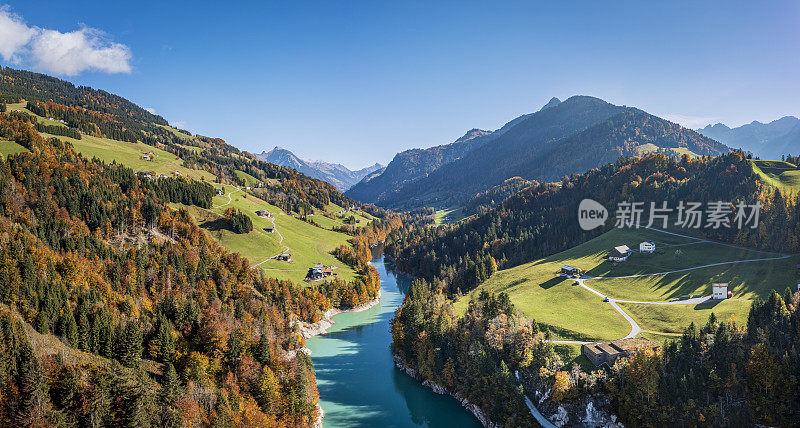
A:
[
  {"xmin": 352, "ymin": 95, "xmax": 730, "ymax": 209},
  {"xmin": 256, "ymin": 146, "xmax": 382, "ymax": 190},
  {"xmin": 344, "ymin": 97, "xmax": 566, "ymax": 203},
  {"xmin": 697, "ymin": 116, "xmax": 800, "ymax": 159}
]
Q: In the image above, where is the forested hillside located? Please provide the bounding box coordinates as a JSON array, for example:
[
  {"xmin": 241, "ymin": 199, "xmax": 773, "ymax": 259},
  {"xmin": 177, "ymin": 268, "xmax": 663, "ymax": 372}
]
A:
[
  {"xmin": 381, "ymin": 97, "xmax": 729, "ymax": 209},
  {"xmin": 388, "ymin": 151, "xmax": 800, "ymax": 426},
  {"xmin": 392, "ymin": 279, "xmax": 800, "ymax": 426},
  {"xmin": 0, "ymin": 67, "xmax": 358, "ymax": 215},
  {"xmin": 387, "ymin": 151, "xmax": 791, "ymax": 294},
  {"xmin": 463, "ymin": 177, "xmax": 537, "ymax": 216},
  {"xmin": 0, "ymin": 68, "xmax": 405, "ymax": 426}
]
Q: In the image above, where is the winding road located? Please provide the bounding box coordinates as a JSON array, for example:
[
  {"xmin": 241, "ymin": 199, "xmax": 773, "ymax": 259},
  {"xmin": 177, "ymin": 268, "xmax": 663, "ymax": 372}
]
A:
[
  {"xmin": 530, "ymin": 226, "xmax": 792, "ymax": 425},
  {"xmin": 213, "ymin": 186, "xmax": 292, "ymax": 270},
  {"xmin": 548, "ymin": 226, "xmax": 790, "ymax": 344},
  {"xmin": 253, "ymin": 214, "xmax": 291, "ymax": 268},
  {"xmin": 214, "ymin": 186, "xmax": 240, "ymax": 208}
]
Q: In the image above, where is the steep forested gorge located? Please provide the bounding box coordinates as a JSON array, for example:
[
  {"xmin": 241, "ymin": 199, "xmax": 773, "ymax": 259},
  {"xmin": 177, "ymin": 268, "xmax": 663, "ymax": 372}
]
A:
[{"xmin": 0, "ymin": 69, "xmax": 398, "ymax": 426}]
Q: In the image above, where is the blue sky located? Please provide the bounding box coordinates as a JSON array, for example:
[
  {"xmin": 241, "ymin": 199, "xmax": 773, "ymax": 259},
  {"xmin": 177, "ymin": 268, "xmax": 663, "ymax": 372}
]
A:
[{"xmin": 1, "ymin": 1, "xmax": 799, "ymax": 168}]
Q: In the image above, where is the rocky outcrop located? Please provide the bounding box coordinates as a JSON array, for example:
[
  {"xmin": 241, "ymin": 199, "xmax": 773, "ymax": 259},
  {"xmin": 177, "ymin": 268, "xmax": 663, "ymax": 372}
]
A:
[
  {"xmin": 531, "ymin": 384, "xmax": 623, "ymax": 427},
  {"xmin": 312, "ymin": 404, "xmax": 324, "ymax": 428},
  {"xmin": 393, "ymin": 355, "xmax": 500, "ymax": 428}
]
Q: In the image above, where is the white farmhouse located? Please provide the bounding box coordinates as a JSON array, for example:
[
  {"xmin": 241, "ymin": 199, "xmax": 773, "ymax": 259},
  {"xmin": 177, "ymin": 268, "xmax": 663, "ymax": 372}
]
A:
[{"xmin": 712, "ymin": 283, "xmax": 729, "ymax": 300}]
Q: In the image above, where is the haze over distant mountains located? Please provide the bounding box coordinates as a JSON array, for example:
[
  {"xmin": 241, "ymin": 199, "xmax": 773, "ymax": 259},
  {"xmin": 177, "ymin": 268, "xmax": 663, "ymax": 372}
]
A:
[
  {"xmin": 347, "ymin": 95, "xmax": 729, "ymax": 209},
  {"xmin": 256, "ymin": 147, "xmax": 383, "ymax": 191},
  {"xmin": 697, "ymin": 116, "xmax": 800, "ymax": 160}
]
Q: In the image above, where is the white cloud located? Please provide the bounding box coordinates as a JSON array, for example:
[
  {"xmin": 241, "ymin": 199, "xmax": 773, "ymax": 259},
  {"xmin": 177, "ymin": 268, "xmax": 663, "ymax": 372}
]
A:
[
  {"xmin": 145, "ymin": 107, "xmax": 156, "ymax": 114},
  {"xmin": 29, "ymin": 27, "xmax": 132, "ymax": 76},
  {"xmin": 0, "ymin": 6, "xmax": 35, "ymax": 62},
  {"xmin": 0, "ymin": 6, "xmax": 132, "ymax": 76}
]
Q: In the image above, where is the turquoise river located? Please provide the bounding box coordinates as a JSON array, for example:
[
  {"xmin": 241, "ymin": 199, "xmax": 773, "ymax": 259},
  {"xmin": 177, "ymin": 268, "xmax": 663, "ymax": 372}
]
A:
[{"xmin": 306, "ymin": 255, "xmax": 481, "ymax": 427}]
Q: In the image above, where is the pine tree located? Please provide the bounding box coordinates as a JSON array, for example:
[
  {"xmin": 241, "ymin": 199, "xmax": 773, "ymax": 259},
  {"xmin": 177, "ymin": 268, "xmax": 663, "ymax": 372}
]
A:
[
  {"xmin": 15, "ymin": 329, "xmax": 58, "ymax": 426},
  {"xmin": 76, "ymin": 302, "xmax": 90, "ymax": 350},
  {"xmin": 119, "ymin": 322, "xmax": 143, "ymax": 367},
  {"xmin": 226, "ymin": 330, "xmax": 244, "ymax": 368},
  {"xmin": 152, "ymin": 316, "xmax": 175, "ymax": 363},
  {"xmin": 255, "ymin": 333, "xmax": 272, "ymax": 366},
  {"xmin": 257, "ymin": 366, "xmax": 280, "ymax": 414},
  {"xmin": 58, "ymin": 307, "xmax": 78, "ymax": 347},
  {"xmin": 159, "ymin": 363, "xmax": 182, "ymax": 428}
]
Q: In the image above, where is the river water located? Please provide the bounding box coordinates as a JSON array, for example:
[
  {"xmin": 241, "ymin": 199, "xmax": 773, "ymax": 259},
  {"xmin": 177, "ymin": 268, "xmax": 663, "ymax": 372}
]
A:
[{"xmin": 306, "ymin": 255, "xmax": 481, "ymax": 427}]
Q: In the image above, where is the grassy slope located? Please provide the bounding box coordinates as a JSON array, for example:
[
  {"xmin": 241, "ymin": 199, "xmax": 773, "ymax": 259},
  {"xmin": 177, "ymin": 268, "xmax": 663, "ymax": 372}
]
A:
[
  {"xmin": 0, "ymin": 140, "xmax": 30, "ymax": 158},
  {"xmin": 455, "ymin": 226, "xmax": 796, "ymax": 340},
  {"xmin": 750, "ymin": 159, "xmax": 800, "ymax": 189},
  {"xmin": 310, "ymin": 203, "xmax": 373, "ymax": 230},
  {"xmin": 635, "ymin": 143, "xmax": 699, "ymax": 158},
  {"xmin": 8, "ymin": 102, "xmax": 214, "ymax": 181},
  {"xmin": 11, "ymin": 102, "xmax": 362, "ymax": 283},
  {"xmin": 434, "ymin": 206, "xmax": 466, "ymax": 225},
  {"xmin": 235, "ymin": 170, "xmax": 262, "ymax": 186},
  {"xmin": 619, "ymin": 299, "xmax": 752, "ymax": 334},
  {"xmin": 176, "ymin": 187, "xmax": 358, "ymax": 283}
]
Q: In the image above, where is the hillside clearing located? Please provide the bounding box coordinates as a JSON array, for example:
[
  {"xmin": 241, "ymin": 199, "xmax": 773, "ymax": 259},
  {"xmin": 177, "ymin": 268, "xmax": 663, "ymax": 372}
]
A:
[
  {"xmin": 456, "ymin": 226, "xmax": 795, "ymax": 343},
  {"xmin": 175, "ymin": 189, "xmax": 358, "ymax": 283},
  {"xmin": 0, "ymin": 140, "xmax": 30, "ymax": 158},
  {"xmin": 750, "ymin": 159, "xmax": 800, "ymax": 189}
]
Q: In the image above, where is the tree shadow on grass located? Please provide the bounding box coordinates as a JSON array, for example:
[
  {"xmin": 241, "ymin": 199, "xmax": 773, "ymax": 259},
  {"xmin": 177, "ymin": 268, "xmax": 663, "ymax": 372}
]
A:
[
  {"xmin": 200, "ymin": 218, "xmax": 233, "ymax": 232},
  {"xmin": 539, "ymin": 277, "xmax": 566, "ymax": 290},
  {"xmin": 694, "ymin": 300, "xmax": 721, "ymax": 310}
]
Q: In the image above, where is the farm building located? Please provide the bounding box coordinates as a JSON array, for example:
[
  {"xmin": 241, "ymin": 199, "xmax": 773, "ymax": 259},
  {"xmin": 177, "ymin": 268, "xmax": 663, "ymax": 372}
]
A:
[
  {"xmin": 712, "ymin": 283, "xmax": 730, "ymax": 300},
  {"xmin": 308, "ymin": 267, "xmax": 324, "ymax": 280},
  {"xmin": 263, "ymin": 226, "xmax": 275, "ymax": 233},
  {"xmin": 306, "ymin": 263, "xmax": 334, "ymax": 281},
  {"xmin": 582, "ymin": 338, "xmax": 660, "ymax": 367},
  {"xmin": 639, "ymin": 241, "xmax": 656, "ymax": 253},
  {"xmin": 608, "ymin": 245, "xmax": 631, "ymax": 262},
  {"xmin": 560, "ymin": 265, "xmax": 580, "ymax": 276}
]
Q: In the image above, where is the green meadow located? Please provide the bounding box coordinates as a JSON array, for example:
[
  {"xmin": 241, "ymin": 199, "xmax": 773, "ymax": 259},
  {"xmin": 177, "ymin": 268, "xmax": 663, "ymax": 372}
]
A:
[
  {"xmin": 750, "ymin": 159, "xmax": 800, "ymax": 190},
  {"xmin": 0, "ymin": 140, "xmax": 30, "ymax": 159},
  {"xmin": 177, "ymin": 187, "xmax": 359, "ymax": 283},
  {"xmin": 455, "ymin": 226, "xmax": 794, "ymax": 340}
]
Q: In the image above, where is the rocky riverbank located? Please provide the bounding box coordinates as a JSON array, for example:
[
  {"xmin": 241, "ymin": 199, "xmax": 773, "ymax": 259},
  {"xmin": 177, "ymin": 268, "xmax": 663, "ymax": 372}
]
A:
[
  {"xmin": 295, "ymin": 290, "xmax": 382, "ymax": 340},
  {"xmin": 393, "ymin": 354, "xmax": 500, "ymax": 428},
  {"xmin": 292, "ymin": 291, "xmax": 381, "ymax": 428}
]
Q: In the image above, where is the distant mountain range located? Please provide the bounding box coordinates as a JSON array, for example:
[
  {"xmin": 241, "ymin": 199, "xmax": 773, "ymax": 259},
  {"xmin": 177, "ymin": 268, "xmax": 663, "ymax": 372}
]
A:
[
  {"xmin": 345, "ymin": 128, "xmax": 495, "ymax": 203},
  {"xmin": 697, "ymin": 116, "xmax": 800, "ymax": 160},
  {"xmin": 256, "ymin": 147, "xmax": 383, "ymax": 191},
  {"xmin": 347, "ymin": 96, "xmax": 729, "ymax": 209}
]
